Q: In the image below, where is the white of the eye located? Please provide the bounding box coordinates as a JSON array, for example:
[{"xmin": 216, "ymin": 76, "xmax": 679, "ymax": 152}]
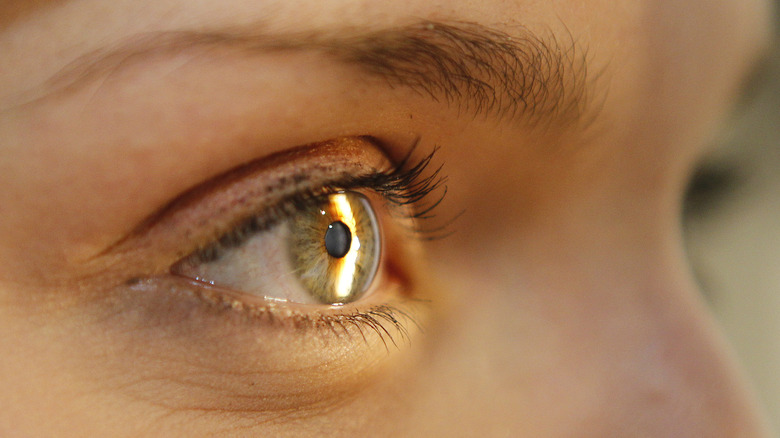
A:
[{"xmin": 183, "ymin": 224, "xmax": 320, "ymax": 304}]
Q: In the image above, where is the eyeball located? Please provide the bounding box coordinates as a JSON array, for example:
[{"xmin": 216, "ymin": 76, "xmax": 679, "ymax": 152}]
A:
[{"xmin": 172, "ymin": 190, "xmax": 382, "ymax": 305}]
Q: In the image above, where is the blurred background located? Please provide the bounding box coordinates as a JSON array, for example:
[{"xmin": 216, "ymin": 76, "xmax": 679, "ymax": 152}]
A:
[{"xmin": 683, "ymin": 2, "xmax": 780, "ymax": 431}]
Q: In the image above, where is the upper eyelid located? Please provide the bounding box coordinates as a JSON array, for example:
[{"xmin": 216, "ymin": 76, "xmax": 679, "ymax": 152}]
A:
[
  {"xmin": 190, "ymin": 144, "xmax": 447, "ymax": 264},
  {"xmin": 91, "ymin": 138, "xmax": 393, "ymax": 271}
]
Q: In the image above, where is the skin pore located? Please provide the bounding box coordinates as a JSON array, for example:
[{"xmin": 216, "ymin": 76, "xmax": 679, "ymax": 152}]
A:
[{"xmin": 0, "ymin": 0, "xmax": 774, "ymax": 436}]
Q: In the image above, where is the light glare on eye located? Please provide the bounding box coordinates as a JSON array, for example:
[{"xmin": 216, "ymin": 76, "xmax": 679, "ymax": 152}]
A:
[
  {"xmin": 289, "ymin": 191, "xmax": 380, "ymax": 304},
  {"xmin": 331, "ymin": 193, "xmax": 360, "ymax": 301}
]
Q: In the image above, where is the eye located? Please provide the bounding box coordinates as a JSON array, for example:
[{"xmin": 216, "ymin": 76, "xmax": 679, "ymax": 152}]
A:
[
  {"xmin": 134, "ymin": 137, "xmax": 448, "ymax": 317},
  {"xmin": 172, "ymin": 190, "xmax": 382, "ymax": 305}
]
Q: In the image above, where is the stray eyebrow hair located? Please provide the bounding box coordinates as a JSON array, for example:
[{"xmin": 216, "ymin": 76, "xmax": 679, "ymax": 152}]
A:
[{"xmin": 30, "ymin": 20, "xmax": 591, "ymax": 125}]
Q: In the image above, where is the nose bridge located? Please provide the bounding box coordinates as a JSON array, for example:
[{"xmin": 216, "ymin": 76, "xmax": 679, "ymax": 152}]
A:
[{"xmin": 408, "ymin": 232, "xmax": 771, "ymax": 436}]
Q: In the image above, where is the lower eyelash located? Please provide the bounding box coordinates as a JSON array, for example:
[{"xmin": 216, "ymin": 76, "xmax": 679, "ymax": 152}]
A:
[{"xmin": 133, "ymin": 276, "xmax": 426, "ymax": 349}]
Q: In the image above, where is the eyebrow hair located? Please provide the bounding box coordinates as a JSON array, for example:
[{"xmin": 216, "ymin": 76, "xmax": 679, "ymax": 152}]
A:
[{"xmin": 29, "ymin": 20, "xmax": 590, "ymax": 125}]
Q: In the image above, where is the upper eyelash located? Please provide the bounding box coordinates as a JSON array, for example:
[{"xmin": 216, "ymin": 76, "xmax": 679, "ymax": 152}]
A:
[
  {"xmin": 345, "ymin": 142, "xmax": 446, "ymax": 215},
  {"xmin": 347, "ymin": 142, "xmax": 460, "ymax": 241},
  {"xmin": 191, "ymin": 140, "xmax": 450, "ymax": 264}
]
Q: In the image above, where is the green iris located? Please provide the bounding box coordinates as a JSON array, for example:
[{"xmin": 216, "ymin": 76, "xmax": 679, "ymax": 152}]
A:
[{"xmin": 287, "ymin": 191, "xmax": 381, "ymax": 304}]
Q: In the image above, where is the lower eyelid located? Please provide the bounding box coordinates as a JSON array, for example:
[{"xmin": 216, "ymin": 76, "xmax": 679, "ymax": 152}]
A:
[
  {"xmin": 83, "ymin": 275, "xmax": 426, "ymax": 413},
  {"xmin": 126, "ymin": 273, "xmax": 423, "ymax": 345}
]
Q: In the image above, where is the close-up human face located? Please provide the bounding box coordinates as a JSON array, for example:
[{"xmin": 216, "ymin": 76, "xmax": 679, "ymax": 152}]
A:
[{"xmin": 0, "ymin": 0, "xmax": 775, "ymax": 436}]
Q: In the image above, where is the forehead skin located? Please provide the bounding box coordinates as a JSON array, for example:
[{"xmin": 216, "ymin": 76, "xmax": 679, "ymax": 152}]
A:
[{"xmin": 0, "ymin": 0, "xmax": 774, "ymax": 437}]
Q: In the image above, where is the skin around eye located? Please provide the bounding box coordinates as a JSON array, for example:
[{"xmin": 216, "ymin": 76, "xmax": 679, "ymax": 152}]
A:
[
  {"xmin": 40, "ymin": 137, "xmax": 437, "ymax": 417},
  {"xmin": 172, "ymin": 190, "xmax": 383, "ymax": 305}
]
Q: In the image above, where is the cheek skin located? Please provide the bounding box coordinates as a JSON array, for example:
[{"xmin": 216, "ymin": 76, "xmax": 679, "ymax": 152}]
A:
[
  {"xmin": 0, "ymin": 280, "xmax": 427, "ymax": 436},
  {"xmin": 411, "ymin": 212, "xmax": 769, "ymax": 436}
]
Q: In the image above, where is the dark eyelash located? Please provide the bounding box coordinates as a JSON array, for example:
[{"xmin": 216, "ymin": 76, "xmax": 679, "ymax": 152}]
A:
[
  {"xmin": 192, "ymin": 283, "xmax": 426, "ymax": 351},
  {"xmin": 126, "ymin": 273, "xmax": 429, "ymax": 350},
  {"xmin": 194, "ymin": 141, "xmax": 450, "ymax": 263}
]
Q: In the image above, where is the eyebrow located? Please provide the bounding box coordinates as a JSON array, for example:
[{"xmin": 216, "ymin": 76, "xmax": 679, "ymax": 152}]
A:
[{"xmin": 30, "ymin": 20, "xmax": 590, "ymax": 125}]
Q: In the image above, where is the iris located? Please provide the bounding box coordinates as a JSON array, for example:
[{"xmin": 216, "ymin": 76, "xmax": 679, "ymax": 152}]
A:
[{"xmin": 288, "ymin": 192, "xmax": 381, "ymax": 304}]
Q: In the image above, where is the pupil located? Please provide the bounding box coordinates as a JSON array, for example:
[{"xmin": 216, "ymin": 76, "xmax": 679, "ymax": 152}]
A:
[{"xmin": 324, "ymin": 221, "xmax": 351, "ymax": 258}]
